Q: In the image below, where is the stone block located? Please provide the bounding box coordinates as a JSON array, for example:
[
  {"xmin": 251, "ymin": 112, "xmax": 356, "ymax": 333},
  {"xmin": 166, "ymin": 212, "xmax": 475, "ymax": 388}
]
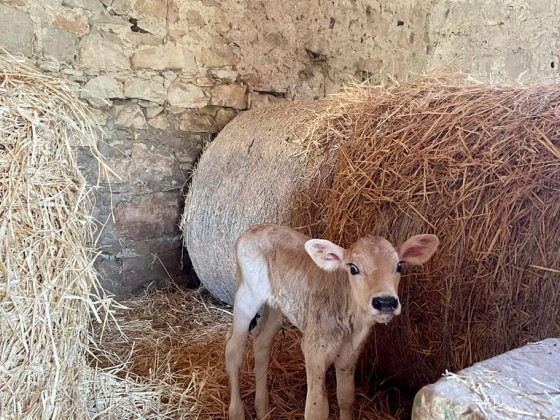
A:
[
  {"xmin": 113, "ymin": 191, "xmax": 181, "ymax": 241},
  {"xmin": 89, "ymin": 12, "xmax": 129, "ymax": 29},
  {"xmin": 79, "ymin": 37, "xmax": 130, "ymax": 70},
  {"xmin": 145, "ymin": 105, "xmax": 163, "ymax": 119},
  {"xmin": 39, "ymin": 61, "xmax": 60, "ymax": 73},
  {"xmin": 114, "ymin": 104, "xmax": 147, "ymax": 130},
  {"xmin": 81, "ymin": 75, "xmax": 124, "ymax": 108},
  {"xmin": 215, "ymin": 108, "xmax": 238, "ymax": 129},
  {"xmin": 131, "ymin": 45, "xmax": 197, "ymax": 71},
  {"xmin": 210, "ymin": 83, "xmax": 247, "ymax": 109},
  {"xmin": 413, "ymin": 339, "xmax": 560, "ymax": 420},
  {"xmin": 0, "ymin": 5, "xmax": 34, "ymax": 56},
  {"xmin": 128, "ymin": 143, "xmax": 174, "ymax": 182},
  {"xmin": 148, "ymin": 114, "xmax": 168, "ymax": 130},
  {"xmin": 43, "ymin": 26, "xmax": 78, "ymax": 63},
  {"xmin": 167, "ymin": 80, "xmax": 207, "ymax": 108},
  {"xmin": 54, "ymin": 11, "xmax": 89, "ymax": 35},
  {"xmin": 136, "ymin": 0, "xmax": 167, "ymax": 19},
  {"xmin": 62, "ymin": 0, "xmax": 104, "ymax": 12},
  {"xmin": 176, "ymin": 110, "xmax": 218, "ymax": 133},
  {"xmin": 126, "ymin": 32, "xmax": 162, "ymax": 47},
  {"xmin": 123, "ymin": 76, "xmax": 166, "ymax": 105},
  {"xmin": 209, "ymin": 68, "xmax": 238, "ymax": 83},
  {"xmin": 198, "ymin": 45, "xmax": 239, "ymax": 68}
]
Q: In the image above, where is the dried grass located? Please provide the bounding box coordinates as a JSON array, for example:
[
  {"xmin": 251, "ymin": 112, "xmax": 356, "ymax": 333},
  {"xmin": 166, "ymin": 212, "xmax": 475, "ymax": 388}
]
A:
[
  {"xmin": 96, "ymin": 286, "xmax": 410, "ymax": 419},
  {"xmin": 0, "ymin": 53, "xmax": 173, "ymax": 419},
  {"xmin": 293, "ymin": 74, "xmax": 560, "ymax": 392}
]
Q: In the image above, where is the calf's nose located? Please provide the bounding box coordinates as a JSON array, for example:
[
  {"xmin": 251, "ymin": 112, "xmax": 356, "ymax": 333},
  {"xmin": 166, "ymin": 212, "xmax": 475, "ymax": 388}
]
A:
[{"xmin": 372, "ymin": 296, "xmax": 399, "ymax": 312}]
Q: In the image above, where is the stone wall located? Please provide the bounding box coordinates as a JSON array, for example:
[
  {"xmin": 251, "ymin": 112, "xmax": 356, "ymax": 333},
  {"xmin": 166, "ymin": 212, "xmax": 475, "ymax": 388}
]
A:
[
  {"xmin": 1, "ymin": 0, "xmax": 556, "ymax": 296},
  {"xmin": 0, "ymin": 0, "xmax": 431, "ymax": 296},
  {"xmin": 427, "ymin": 0, "xmax": 560, "ymax": 82}
]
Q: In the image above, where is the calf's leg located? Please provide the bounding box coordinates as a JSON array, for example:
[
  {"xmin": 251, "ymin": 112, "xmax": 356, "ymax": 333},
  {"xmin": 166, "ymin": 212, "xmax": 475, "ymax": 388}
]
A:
[
  {"xmin": 302, "ymin": 339, "xmax": 330, "ymax": 420},
  {"xmin": 226, "ymin": 285, "xmax": 262, "ymax": 420},
  {"xmin": 334, "ymin": 344, "xmax": 360, "ymax": 420},
  {"xmin": 252, "ymin": 305, "xmax": 283, "ymax": 419}
]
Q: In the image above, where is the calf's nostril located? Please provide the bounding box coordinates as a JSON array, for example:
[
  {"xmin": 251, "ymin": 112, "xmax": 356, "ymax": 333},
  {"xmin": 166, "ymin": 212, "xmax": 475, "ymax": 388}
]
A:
[{"xmin": 372, "ymin": 296, "xmax": 399, "ymax": 312}]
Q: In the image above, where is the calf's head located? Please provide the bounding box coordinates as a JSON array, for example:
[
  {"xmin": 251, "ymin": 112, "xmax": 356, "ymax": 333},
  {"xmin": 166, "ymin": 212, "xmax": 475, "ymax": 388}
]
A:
[{"xmin": 305, "ymin": 234, "xmax": 439, "ymax": 323}]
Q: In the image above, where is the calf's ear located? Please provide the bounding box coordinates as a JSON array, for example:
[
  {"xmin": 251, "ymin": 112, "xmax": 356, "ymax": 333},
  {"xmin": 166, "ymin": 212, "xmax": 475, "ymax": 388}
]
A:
[
  {"xmin": 305, "ymin": 239, "xmax": 345, "ymax": 272},
  {"xmin": 398, "ymin": 234, "xmax": 439, "ymax": 265}
]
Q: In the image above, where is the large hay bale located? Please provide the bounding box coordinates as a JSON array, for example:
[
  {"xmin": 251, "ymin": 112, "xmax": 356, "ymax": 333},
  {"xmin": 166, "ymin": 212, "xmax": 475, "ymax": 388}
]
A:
[
  {"xmin": 182, "ymin": 101, "xmax": 338, "ymax": 305},
  {"xmin": 183, "ymin": 75, "xmax": 560, "ymax": 396},
  {"xmin": 309, "ymin": 77, "xmax": 560, "ymax": 392}
]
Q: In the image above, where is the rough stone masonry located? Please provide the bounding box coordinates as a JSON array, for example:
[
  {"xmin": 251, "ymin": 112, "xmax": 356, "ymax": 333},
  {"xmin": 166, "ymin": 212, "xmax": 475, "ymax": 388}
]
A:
[{"xmin": 1, "ymin": 0, "xmax": 558, "ymax": 295}]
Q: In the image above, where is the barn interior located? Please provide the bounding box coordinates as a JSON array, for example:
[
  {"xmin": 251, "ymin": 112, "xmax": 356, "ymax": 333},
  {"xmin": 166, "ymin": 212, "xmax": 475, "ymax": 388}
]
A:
[{"xmin": 1, "ymin": 0, "xmax": 559, "ymax": 419}]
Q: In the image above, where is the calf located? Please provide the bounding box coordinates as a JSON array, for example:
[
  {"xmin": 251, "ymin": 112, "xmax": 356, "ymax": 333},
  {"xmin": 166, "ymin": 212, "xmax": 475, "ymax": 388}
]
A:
[{"xmin": 225, "ymin": 224, "xmax": 439, "ymax": 420}]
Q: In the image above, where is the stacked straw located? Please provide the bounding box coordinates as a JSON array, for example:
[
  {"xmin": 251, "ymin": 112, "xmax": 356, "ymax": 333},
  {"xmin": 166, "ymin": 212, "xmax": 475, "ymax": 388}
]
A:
[
  {"xmin": 97, "ymin": 287, "xmax": 410, "ymax": 419},
  {"xmin": 0, "ymin": 54, "xmax": 167, "ymax": 419},
  {"xmin": 295, "ymin": 75, "xmax": 560, "ymax": 391}
]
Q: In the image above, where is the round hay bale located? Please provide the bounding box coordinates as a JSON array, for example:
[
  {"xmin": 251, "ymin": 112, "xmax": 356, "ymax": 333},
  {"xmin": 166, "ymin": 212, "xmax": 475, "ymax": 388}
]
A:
[
  {"xmin": 182, "ymin": 101, "xmax": 338, "ymax": 305},
  {"xmin": 308, "ymin": 77, "xmax": 560, "ymax": 392}
]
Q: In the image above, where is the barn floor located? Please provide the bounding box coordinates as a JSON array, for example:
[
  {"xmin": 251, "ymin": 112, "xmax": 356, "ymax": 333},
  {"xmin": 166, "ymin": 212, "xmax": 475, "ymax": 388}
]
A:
[{"xmin": 93, "ymin": 286, "xmax": 412, "ymax": 419}]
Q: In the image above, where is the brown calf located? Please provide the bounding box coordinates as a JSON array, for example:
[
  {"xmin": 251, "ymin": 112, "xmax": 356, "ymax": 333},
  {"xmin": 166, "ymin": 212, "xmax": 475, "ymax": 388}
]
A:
[{"xmin": 225, "ymin": 224, "xmax": 439, "ymax": 420}]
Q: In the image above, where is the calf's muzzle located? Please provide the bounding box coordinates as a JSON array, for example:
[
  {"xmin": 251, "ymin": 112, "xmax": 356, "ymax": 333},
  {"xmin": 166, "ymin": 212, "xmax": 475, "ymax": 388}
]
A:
[{"xmin": 372, "ymin": 295, "xmax": 399, "ymax": 312}]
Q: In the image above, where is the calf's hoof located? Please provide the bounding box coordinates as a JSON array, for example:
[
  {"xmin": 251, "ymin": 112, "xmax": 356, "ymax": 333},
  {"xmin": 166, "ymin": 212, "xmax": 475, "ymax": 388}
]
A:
[{"xmin": 228, "ymin": 402, "xmax": 246, "ymax": 420}]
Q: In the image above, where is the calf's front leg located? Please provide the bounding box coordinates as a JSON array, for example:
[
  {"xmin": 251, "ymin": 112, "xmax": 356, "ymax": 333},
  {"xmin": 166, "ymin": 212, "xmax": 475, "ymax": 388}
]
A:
[
  {"xmin": 334, "ymin": 343, "xmax": 360, "ymax": 420},
  {"xmin": 302, "ymin": 340, "xmax": 330, "ymax": 420}
]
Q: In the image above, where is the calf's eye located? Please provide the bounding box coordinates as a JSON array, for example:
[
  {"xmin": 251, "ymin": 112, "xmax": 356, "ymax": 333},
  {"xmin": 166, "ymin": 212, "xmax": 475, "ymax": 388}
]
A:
[
  {"xmin": 396, "ymin": 261, "xmax": 403, "ymax": 273},
  {"xmin": 349, "ymin": 264, "xmax": 360, "ymax": 275}
]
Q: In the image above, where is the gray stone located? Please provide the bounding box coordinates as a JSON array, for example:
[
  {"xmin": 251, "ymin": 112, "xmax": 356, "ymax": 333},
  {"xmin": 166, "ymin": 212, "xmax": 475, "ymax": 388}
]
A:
[
  {"xmin": 128, "ymin": 143, "xmax": 174, "ymax": 182},
  {"xmin": 114, "ymin": 192, "xmax": 181, "ymax": 241},
  {"xmin": 114, "ymin": 105, "xmax": 147, "ymax": 130},
  {"xmin": 145, "ymin": 105, "xmax": 163, "ymax": 119},
  {"xmin": 148, "ymin": 114, "xmax": 168, "ymax": 130},
  {"xmin": 0, "ymin": 5, "xmax": 34, "ymax": 56},
  {"xmin": 42, "ymin": 26, "xmax": 78, "ymax": 63},
  {"xmin": 124, "ymin": 77, "xmax": 166, "ymax": 105},
  {"xmin": 89, "ymin": 11, "xmax": 129, "ymax": 29},
  {"xmin": 176, "ymin": 111, "xmax": 218, "ymax": 133},
  {"xmin": 62, "ymin": 0, "xmax": 104, "ymax": 12},
  {"xmin": 167, "ymin": 80, "xmax": 207, "ymax": 108},
  {"xmin": 215, "ymin": 108, "xmax": 238, "ymax": 129},
  {"xmin": 208, "ymin": 68, "xmax": 238, "ymax": 82},
  {"xmin": 126, "ymin": 32, "xmax": 162, "ymax": 47},
  {"xmin": 249, "ymin": 91, "xmax": 285, "ymax": 108},
  {"xmin": 81, "ymin": 75, "xmax": 124, "ymax": 108},
  {"xmin": 210, "ymin": 84, "xmax": 247, "ymax": 109},
  {"xmin": 131, "ymin": 45, "xmax": 198, "ymax": 71},
  {"xmin": 39, "ymin": 61, "xmax": 60, "ymax": 73},
  {"xmin": 79, "ymin": 37, "xmax": 130, "ymax": 70},
  {"xmin": 412, "ymin": 339, "xmax": 560, "ymax": 420}
]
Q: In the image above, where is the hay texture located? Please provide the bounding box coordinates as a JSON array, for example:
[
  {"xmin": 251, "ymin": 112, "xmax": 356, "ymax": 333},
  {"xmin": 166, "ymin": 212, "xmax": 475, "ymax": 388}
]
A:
[
  {"xmin": 0, "ymin": 55, "xmax": 165, "ymax": 419},
  {"xmin": 304, "ymin": 76, "xmax": 560, "ymax": 392},
  {"xmin": 98, "ymin": 286, "xmax": 409, "ymax": 419},
  {"xmin": 182, "ymin": 100, "xmax": 339, "ymax": 305}
]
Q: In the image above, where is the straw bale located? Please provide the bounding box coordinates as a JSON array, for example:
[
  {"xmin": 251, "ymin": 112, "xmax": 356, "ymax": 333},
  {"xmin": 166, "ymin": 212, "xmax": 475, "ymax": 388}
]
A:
[
  {"xmin": 182, "ymin": 100, "xmax": 341, "ymax": 305},
  {"xmin": 300, "ymin": 76, "xmax": 560, "ymax": 392},
  {"xmin": 96, "ymin": 286, "xmax": 410, "ymax": 419},
  {"xmin": 0, "ymin": 54, "xmax": 168, "ymax": 419}
]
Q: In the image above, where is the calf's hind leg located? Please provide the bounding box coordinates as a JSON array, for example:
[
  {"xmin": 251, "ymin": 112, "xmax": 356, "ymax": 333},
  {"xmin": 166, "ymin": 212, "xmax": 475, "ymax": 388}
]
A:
[
  {"xmin": 252, "ymin": 304, "xmax": 283, "ymax": 419},
  {"xmin": 225, "ymin": 285, "xmax": 262, "ymax": 420}
]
